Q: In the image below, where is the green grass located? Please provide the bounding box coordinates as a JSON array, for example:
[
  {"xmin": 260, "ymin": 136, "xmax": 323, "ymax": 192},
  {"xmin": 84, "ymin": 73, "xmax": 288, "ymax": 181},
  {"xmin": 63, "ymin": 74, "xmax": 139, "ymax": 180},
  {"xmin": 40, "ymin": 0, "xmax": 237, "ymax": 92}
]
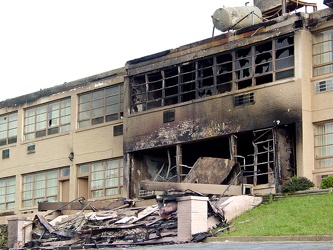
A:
[{"xmin": 217, "ymin": 193, "xmax": 333, "ymax": 236}]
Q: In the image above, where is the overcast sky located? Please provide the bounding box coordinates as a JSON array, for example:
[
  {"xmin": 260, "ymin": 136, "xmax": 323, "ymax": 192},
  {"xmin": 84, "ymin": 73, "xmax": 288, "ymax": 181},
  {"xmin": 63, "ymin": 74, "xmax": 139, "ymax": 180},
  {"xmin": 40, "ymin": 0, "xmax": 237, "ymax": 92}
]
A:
[{"xmin": 0, "ymin": 0, "xmax": 327, "ymax": 102}]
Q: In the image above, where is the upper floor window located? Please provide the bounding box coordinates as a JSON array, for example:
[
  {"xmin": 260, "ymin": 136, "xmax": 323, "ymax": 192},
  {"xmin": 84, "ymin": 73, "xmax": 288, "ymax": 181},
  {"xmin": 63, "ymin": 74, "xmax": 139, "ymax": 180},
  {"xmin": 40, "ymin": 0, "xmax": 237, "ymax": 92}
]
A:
[
  {"xmin": 0, "ymin": 176, "xmax": 15, "ymax": 211},
  {"xmin": 130, "ymin": 35, "xmax": 294, "ymax": 113},
  {"xmin": 78, "ymin": 158, "xmax": 123, "ymax": 198},
  {"xmin": 78, "ymin": 84, "xmax": 124, "ymax": 129},
  {"xmin": 314, "ymin": 121, "xmax": 333, "ymax": 168},
  {"xmin": 0, "ymin": 112, "xmax": 17, "ymax": 146},
  {"xmin": 313, "ymin": 29, "xmax": 333, "ymax": 76},
  {"xmin": 24, "ymin": 98, "xmax": 71, "ymax": 141}
]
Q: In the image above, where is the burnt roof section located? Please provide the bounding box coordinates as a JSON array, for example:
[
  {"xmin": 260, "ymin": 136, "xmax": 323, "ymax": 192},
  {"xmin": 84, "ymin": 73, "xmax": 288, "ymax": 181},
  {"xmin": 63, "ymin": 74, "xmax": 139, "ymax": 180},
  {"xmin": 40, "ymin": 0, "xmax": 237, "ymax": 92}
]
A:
[
  {"xmin": 125, "ymin": 18, "xmax": 278, "ymax": 72},
  {"xmin": 126, "ymin": 50, "xmax": 171, "ymax": 65},
  {"xmin": 0, "ymin": 67, "xmax": 125, "ymax": 109}
]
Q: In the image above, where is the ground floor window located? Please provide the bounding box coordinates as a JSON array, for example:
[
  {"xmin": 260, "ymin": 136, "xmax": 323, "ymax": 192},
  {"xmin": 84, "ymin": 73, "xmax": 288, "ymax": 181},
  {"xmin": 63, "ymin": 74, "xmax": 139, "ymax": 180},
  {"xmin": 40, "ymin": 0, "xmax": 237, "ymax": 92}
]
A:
[
  {"xmin": 22, "ymin": 167, "xmax": 69, "ymax": 207},
  {"xmin": 315, "ymin": 122, "xmax": 333, "ymax": 168},
  {"xmin": 78, "ymin": 158, "xmax": 123, "ymax": 198},
  {"xmin": 0, "ymin": 176, "xmax": 15, "ymax": 210}
]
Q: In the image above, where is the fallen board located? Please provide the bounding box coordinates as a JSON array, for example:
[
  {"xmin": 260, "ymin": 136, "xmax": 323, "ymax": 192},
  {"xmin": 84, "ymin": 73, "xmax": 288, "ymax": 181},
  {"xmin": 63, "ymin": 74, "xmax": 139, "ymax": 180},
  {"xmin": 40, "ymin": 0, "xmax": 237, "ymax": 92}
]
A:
[{"xmin": 140, "ymin": 181, "xmax": 242, "ymax": 196}]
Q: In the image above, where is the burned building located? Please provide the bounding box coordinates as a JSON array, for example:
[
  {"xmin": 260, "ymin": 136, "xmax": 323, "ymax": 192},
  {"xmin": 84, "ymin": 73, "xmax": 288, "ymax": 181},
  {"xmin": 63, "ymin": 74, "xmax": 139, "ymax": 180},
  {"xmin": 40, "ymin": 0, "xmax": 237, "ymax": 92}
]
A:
[
  {"xmin": 0, "ymin": 1, "xmax": 333, "ymax": 225},
  {"xmin": 123, "ymin": 3, "xmax": 333, "ymax": 198}
]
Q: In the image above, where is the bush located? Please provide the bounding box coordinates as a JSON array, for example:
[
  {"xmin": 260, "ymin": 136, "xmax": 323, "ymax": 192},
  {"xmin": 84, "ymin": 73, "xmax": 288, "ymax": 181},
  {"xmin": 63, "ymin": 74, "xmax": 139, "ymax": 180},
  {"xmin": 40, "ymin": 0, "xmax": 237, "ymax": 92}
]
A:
[
  {"xmin": 282, "ymin": 176, "xmax": 314, "ymax": 193},
  {"xmin": 0, "ymin": 225, "xmax": 7, "ymax": 247},
  {"xmin": 320, "ymin": 176, "xmax": 333, "ymax": 189}
]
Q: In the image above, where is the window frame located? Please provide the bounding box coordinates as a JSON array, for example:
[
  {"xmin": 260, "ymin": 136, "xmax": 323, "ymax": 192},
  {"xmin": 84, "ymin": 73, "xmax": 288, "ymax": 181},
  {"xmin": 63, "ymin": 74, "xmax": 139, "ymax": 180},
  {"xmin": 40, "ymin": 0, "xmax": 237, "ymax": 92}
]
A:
[
  {"xmin": 78, "ymin": 84, "xmax": 124, "ymax": 129},
  {"xmin": 22, "ymin": 167, "xmax": 69, "ymax": 207},
  {"xmin": 313, "ymin": 29, "xmax": 333, "ymax": 77},
  {"xmin": 0, "ymin": 112, "xmax": 18, "ymax": 146},
  {"xmin": 24, "ymin": 98, "xmax": 71, "ymax": 141},
  {"xmin": 78, "ymin": 158, "xmax": 123, "ymax": 199},
  {"xmin": 130, "ymin": 35, "xmax": 294, "ymax": 113},
  {"xmin": 314, "ymin": 121, "xmax": 333, "ymax": 168},
  {"xmin": 0, "ymin": 176, "xmax": 16, "ymax": 211}
]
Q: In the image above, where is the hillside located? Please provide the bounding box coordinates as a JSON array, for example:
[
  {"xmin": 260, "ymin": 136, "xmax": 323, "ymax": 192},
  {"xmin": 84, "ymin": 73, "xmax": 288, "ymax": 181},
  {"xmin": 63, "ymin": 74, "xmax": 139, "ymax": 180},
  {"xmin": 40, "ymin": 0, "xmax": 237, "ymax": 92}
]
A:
[{"xmin": 217, "ymin": 192, "xmax": 333, "ymax": 236}]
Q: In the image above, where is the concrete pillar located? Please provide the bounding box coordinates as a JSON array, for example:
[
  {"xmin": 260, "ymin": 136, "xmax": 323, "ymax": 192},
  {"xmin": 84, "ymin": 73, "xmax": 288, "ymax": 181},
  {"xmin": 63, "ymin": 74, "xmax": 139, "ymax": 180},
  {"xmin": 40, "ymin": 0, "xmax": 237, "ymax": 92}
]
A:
[
  {"xmin": 7, "ymin": 217, "xmax": 33, "ymax": 249},
  {"xmin": 176, "ymin": 196, "xmax": 208, "ymax": 242}
]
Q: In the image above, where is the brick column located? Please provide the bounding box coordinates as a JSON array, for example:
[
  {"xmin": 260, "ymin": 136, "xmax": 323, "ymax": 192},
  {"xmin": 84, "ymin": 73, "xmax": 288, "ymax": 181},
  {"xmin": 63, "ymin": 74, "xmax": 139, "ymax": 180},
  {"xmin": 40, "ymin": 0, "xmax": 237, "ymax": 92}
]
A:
[
  {"xmin": 176, "ymin": 196, "xmax": 208, "ymax": 242},
  {"xmin": 7, "ymin": 217, "xmax": 33, "ymax": 249}
]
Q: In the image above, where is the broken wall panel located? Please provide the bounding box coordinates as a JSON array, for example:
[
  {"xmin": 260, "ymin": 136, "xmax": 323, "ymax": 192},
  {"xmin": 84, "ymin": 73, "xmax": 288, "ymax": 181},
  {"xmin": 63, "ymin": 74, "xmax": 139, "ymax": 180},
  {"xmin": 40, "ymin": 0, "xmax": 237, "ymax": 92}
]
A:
[
  {"xmin": 182, "ymin": 157, "xmax": 235, "ymax": 184},
  {"xmin": 124, "ymin": 81, "xmax": 302, "ymax": 153}
]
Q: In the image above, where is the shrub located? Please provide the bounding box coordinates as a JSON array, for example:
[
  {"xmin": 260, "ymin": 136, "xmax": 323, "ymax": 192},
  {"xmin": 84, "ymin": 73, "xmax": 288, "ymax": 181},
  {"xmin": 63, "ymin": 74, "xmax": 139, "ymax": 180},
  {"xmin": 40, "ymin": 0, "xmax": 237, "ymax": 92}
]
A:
[
  {"xmin": 281, "ymin": 176, "xmax": 314, "ymax": 193},
  {"xmin": 320, "ymin": 176, "xmax": 333, "ymax": 189},
  {"xmin": 0, "ymin": 225, "xmax": 7, "ymax": 247}
]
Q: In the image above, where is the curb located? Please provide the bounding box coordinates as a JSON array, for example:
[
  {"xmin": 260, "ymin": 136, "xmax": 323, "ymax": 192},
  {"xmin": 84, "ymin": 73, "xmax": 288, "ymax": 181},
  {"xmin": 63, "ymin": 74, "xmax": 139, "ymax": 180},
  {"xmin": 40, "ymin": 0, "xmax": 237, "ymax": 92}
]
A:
[{"xmin": 204, "ymin": 235, "xmax": 333, "ymax": 242}]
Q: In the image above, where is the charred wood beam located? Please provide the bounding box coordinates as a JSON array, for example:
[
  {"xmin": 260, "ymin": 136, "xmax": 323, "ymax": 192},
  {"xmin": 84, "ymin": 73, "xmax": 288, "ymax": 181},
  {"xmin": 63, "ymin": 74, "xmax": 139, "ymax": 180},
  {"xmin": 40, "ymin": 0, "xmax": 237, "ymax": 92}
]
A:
[
  {"xmin": 140, "ymin": 181, "xmax": 242, "ymax": 196},
  {"xmin": 38, "ymin": 200, "xmax": 126, "ymax": 212}
]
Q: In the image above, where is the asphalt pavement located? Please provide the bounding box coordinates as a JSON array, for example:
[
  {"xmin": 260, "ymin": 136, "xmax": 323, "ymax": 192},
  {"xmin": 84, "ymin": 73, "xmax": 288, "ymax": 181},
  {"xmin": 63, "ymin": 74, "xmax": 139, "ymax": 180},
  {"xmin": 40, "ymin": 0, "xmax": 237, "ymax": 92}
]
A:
[{"xmin": 133, "ymin": 241, "xmax": 333, "ymax": 249}]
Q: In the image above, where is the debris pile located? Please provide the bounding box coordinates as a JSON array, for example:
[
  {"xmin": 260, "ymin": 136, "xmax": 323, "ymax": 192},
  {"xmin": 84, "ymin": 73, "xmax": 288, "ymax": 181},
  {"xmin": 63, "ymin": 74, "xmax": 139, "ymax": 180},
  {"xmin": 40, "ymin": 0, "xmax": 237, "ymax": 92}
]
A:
[{"xmin": 24, "ymin": 191, "xmax": 230, "ymax": 249}]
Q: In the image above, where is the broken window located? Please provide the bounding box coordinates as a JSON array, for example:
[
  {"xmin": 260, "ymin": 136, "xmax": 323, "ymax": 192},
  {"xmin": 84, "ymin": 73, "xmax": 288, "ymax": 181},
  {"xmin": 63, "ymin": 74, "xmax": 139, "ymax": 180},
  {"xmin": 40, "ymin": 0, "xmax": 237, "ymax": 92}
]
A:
[
  {"xmin": 0, "ymin": 112, "xmax": 17, "ymax": 146},
  {"xmin": 24, "ymin": 98, "xmax": 71, "ymax": 141},
  {"xmin": 275, "ymin": 36, "xmax": 294, "ymax": 80},
  {"xmin": 78, "ymin": 84, "xmax": 124, "ymax": 128},
  {"xmin": 216, "ymin": 53, "xmax": 233, "ymax": 93},
  {"xmin": 0, "ymin": 176, "xmax": 15, "ymax": 211},
  {"xmin": 78, "ymin": 158, "xmax": 123, "ymax": 199},
  {"xmin": 314, "ymin": 122, "xmax": 333, "ymax": 168},
  {"xmin": 130, "ymin": 36, "xmax": 294, "ymax": 113},
  {"xmin": 313, "ymin": 29, "xmax": 333, "ymax": 76},
  {"xmin": 22, "ymin": 169, "xmax": 59, "ymax": 207}
]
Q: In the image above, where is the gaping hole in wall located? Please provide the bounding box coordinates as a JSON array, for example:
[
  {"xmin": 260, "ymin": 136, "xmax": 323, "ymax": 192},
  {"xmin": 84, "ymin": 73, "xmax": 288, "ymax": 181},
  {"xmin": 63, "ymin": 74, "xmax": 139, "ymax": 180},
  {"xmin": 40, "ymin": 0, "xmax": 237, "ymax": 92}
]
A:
[{"xmin": 130, "ymin": 125, "xmax": 296, "ymax": 198}]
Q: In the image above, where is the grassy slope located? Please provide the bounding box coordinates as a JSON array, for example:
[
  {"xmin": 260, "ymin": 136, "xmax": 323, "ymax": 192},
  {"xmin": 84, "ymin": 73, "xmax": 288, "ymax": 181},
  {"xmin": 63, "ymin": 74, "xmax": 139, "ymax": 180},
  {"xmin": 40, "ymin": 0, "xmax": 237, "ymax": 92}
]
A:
[{"xmin": 218, "ymin": 192, "xmax": 333, "ymax": 236}]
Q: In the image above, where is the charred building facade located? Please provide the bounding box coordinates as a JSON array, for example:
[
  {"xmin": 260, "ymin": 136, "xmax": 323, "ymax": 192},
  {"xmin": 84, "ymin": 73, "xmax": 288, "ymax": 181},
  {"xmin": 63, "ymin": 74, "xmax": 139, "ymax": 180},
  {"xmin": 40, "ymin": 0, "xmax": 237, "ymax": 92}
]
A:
[
  {"xmin": 0, "ymin": 2, "xmax": 333, "ymax": 221},
  {"xmin": 123, "ymin": 6, "xmax": 333, "ymax": 197}
]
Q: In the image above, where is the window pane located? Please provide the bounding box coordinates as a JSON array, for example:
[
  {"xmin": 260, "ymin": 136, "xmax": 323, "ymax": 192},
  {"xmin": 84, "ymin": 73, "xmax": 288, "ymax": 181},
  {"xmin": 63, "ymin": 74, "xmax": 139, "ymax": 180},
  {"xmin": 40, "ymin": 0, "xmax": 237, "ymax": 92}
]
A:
[
  {"xmin": 79, "ymin": 165, "xmax": 89, "ymax": 173},
  {"xmin": 92, "ymin": 108, "xmax": 104, "ymax": 117},
  {"xmin": 61, "ymin": 98, "xmax": 71, "ymax": 107},
  {"xmin": 35, "ymin": 181, "xmax": 45, "ymax": 189},
  {"xmin": 92, "ymin": 163, "xmax": 103, "ymax": 171},
  {"xmin": 80, "ymin": 93, "xmax": 91, "ymax": 103},
  {"xmin": 60, "ymin": 124, "xmax": 70, "ymax": 133},
  {"xmin": 36, "ymin": 105, "xmax": 47, "ymax": 115},
  {"xmin": 79, "ymin": 111, "xmax": 90, "ymax": 120},
  {"xmin": 61, "ymin": 167, "xmax": 70, "ymax": 177},
  {"xmin": 61, "ymin": 107, "xmax": 71, "ymax": 116},
  {"xmin": 92, "ymin": 99, "xmax": 104, "ymax": 109},
  {"xmin": 92, "ymin": 90, "xmax": 104, "ymax": 100},
  {"xmin": 91, "ymin": 180, "xmax": 104, "ymax": 189},
  {"xmin": 106, "ymin": 104, "xmax": 119, "ymax": 114},
  {"xmin": 78, "ymin": 121, "xmax": 90, "ymax": 129}
]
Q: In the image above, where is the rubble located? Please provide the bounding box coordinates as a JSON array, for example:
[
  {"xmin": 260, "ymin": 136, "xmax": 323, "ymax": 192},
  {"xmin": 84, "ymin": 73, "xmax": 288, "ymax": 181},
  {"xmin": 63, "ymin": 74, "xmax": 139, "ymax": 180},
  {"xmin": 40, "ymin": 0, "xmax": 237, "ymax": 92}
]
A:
[{"xmin": 19, "ymin": 191, "xmax": 263, "ymax": 249}]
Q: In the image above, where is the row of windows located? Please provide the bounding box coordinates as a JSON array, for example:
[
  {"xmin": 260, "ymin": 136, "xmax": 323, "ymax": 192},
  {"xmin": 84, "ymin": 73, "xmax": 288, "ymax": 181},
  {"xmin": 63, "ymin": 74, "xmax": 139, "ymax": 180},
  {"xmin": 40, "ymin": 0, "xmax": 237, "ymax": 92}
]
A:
[
  {"xmin": 130, "ymin": 35, "xmax": 294, "ymax": 113},
  {"xmin": 0, "ymin": 84, "xmax": 124, "ymax": 146},
  {"xmin": 0, "ymin": 158, "xmax": 123, "ymax": 210}
]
